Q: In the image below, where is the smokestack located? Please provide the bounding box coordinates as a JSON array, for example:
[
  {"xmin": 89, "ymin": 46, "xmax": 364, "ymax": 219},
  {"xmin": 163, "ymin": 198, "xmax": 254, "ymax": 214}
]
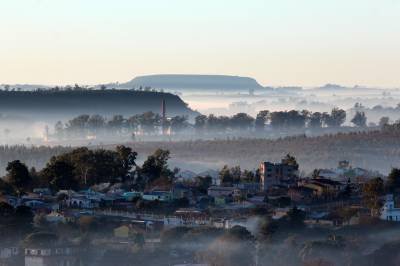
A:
[
  {"xmin": 162, "ymin": 99, "xmax": 166, "ymax": 121},
  {"xmin": 161, "ymin": 99, "xmax": 167, "ymax": 135}
]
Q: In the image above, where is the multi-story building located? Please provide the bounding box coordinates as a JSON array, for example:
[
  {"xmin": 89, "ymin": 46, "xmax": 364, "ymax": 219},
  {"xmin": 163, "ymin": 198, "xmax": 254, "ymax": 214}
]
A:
[{"xmin": 259, "ymin": 161, "xmax": 298, "ymax": 191}]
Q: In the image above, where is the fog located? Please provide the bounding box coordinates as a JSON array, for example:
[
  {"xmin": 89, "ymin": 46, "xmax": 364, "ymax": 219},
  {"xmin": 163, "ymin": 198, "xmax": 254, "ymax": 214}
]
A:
[{"xmin": 3, "ymin": 213, "xmax": 400, "ymax": 266}]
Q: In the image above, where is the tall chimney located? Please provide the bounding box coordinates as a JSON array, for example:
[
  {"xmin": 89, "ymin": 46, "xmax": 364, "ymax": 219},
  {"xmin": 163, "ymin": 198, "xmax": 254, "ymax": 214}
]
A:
[{"xmin": 161, "ymin": 99, "xmax": 167, "ymax": 134}]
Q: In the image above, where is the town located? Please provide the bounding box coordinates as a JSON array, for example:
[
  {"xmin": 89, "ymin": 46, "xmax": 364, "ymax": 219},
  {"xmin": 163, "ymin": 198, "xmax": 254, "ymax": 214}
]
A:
[{"xmin": 0, "ymin": 145, "xmax": 399, "ymax": 266}]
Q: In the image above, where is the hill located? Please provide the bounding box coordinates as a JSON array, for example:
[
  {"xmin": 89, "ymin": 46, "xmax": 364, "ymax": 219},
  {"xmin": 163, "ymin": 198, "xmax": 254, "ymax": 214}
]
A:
[
  {"xmin": 0, "ymin": 89, "xmax": 198, "ymax": 120},
  {"xmin": 120, "ymin": 74, "xmax": 264, "ymax": 91}
]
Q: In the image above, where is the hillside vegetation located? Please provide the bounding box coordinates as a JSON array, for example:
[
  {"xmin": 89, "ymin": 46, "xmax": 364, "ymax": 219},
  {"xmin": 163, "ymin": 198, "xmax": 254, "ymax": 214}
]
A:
[
  {"xmin": 0, "ymin": 129, "xmax": 399, "ymax": 175},
  {"xmin": 0, "ymin": 88, "xmax": 198, "ymax": 120}
]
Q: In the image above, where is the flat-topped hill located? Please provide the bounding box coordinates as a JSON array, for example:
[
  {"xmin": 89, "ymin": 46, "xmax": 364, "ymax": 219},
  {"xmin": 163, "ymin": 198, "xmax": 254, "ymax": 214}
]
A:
[{"xmin": 121, "ymin": 74, "xmax": 264, "ymax": 91}]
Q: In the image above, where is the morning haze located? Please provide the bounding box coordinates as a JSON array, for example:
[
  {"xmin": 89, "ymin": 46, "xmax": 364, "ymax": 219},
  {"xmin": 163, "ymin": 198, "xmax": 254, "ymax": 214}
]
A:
[{"xmin": 1, "ymin": 1, "xmax": 400, "ymax": 266}]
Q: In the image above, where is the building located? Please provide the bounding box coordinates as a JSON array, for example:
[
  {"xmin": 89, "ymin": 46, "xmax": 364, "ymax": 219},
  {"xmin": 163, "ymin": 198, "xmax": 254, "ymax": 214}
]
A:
[
  {"xmin": 142, "ymin": 191, "xmax": 172, "ymax": 202},
  {"xmin": 381, "ymin": 194, "xmax": 400, "ymax": 222},
  {"xmin": 288, "ymin": 186, "xmax": 314, "ymax": 204},
  {"xmin": 259, "ymin": 161, "xmax": 298, "ymax": 191},
  {"xmin": 207, "ymin": 186, "xmax": 235, "ymax": 197},
  {"xmin": 25, "ymin": 246, "xmax": 80, "ymax": 266},
  {"xmin": 0, "ymin": 244, "xmax": 20, "ymax": 266},
  {"xmin": 122, "ymin": 191, "xmax": 142, "ymax": 201},
  {"xmin": 67, "ymin": 195, "xmax": 100, "ymax": 209},
  {"xmin": 172, "ymin": 183, "xmax": 192, "ymax": 200},
  {"xmin": 299, "ymin": 178, "xmax": 345, "ymax": 199}
]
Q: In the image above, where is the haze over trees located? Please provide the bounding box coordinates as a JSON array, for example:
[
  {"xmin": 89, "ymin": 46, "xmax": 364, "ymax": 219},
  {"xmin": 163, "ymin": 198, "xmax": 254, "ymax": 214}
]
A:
[{"xmin": 54, "ymin": 107, "xmax": 367, "ymax": 140}]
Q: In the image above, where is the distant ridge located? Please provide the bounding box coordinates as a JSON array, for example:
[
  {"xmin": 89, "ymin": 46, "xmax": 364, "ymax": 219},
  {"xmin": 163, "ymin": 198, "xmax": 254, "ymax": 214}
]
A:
[
  {"xmin": 120, "ymin": 74, "xmax": 264, "ymax": 91},
  {"xmin": 0, "ymin": 90, "xmax": 199, "ymax": 120}
]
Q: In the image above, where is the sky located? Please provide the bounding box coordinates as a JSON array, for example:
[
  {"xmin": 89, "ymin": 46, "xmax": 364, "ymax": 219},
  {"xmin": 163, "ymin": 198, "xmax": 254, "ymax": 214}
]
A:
[{"xmin": 0, "ymin": 0, "xmax": 399, "ymax": 87}]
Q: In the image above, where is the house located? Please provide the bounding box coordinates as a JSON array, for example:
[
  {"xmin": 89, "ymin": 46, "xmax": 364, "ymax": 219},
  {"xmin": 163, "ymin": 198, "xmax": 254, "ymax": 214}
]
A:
[
  {"xmin": 24, "ymin": 246, "xmax": 80, "ymax": 266},
  {"xmin": 32, "ymin": 188, "xmax": 52, "ymax": 197},
  {"xmin": 288, "ymin": 186, "xmax": 314, "ymax": 204},
  {"xmin": 45, "ymin": 211, "xmax": 75, "ymax": 223},
  {"xmin": 172, "ymin": 183, "xmax": 192, "ymax": 200},
  {"xmin": 214, "ymin": 196, "xmax": 230, "ymax": 205},
  {"xmin": 114, "ymin": 225, "xmax": 131, "ymax": 238},
  {"xmin": 207, "ymin": 186, "xmax": 235, "ymax": 197},
  {"xmin": 0, "ymin": 195, "xmax": 19, "ymax": 207},
  {"xmin": 317, "ymin": 169, "xmax": 340, "ymax": 180},
  {"xmin": 300, "ymin": 178, "xmax": 345, "ymax": 199},
  {"xmin": 272, "ymin": 208, "xmax": 290, "ymax": 220},
  {"xmin": 67, "ymin": 195, "xmax": 100, "ymax": 209},
  {"xmin": 23, "ymin": 200, "xmax": 47, "ymax": 209},
  {"xmin": 0, "ymin": 244, "xmax": 20, "ymax": 265},
  {"xmin": 142, "ymin": 191, "xmax": 172, "ymax": 202},
  {"xmin": 259, "ymin": 161, "xmax": 298, "ymax": 191},
  {"xmin": 380, "ymin": 194, "xmax": 400, "ymax": 222},
  {"xmin": 122, "ymin": 191, "xmax": 142, "ymax": 201},
  {"xmin": 234, "ymin": 183, "xmax": 260, "ymax": 196}
]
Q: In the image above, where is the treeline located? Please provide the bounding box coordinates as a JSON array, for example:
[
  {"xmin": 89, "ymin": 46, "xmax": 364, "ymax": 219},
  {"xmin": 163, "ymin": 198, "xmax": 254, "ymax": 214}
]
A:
[
  {"xmin": 1, "ymin": 146, "xmax": 181, "ymax": 194},
  {"xmin": 54, "ymin": 107, "xmax": 379, "ymax": 139},
  {"xmin": 1, "ymin": 124, "xmax": 400, "ymax": 176},
  {"xmin": 0, "ymin": 83, "xmax": 164, "ymax": 93},
  {"xmin": 54, "ymin": 112, "xmax": 190, "ymax": 139}
]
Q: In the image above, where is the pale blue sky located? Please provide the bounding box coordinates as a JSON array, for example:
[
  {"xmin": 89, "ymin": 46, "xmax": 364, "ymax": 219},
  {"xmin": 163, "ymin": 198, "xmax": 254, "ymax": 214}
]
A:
[{"xmin": 0, "ymin": 0, "xmax": 399, "ymax": 87}]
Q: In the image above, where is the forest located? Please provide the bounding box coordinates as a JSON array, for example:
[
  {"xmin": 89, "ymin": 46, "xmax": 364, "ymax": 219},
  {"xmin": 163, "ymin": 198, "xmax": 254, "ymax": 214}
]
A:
[
  {"xmin": 0, "ymin": 125, "xmax": 399, "ymax": 176},
  {"xmin": 52, "ymin": 107, "xmax": 381, "ymax": 141}
]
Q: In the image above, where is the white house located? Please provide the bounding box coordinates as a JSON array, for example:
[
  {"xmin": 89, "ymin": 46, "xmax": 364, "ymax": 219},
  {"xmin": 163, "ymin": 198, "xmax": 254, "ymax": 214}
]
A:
[
  {"xmin": 142, "ymin": 191, "xmax": 172, "ymax": 202},
  {"xmin": 380, "ymin": 194, "xmax": 400, "ymax": 222}
]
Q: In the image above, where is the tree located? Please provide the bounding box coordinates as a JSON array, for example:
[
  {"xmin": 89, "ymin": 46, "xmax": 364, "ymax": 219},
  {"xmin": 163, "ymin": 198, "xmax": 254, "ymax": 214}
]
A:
[
  {"xmin": 170, "ymin": 116, "xmax": 188, "ymax": 134},
  {"xmin": 41, "ymin": 160, "xmax": 77, "ymax": 191},
  {"xmin": 230, "ymin": 166, "xmax": 242, "ymax": 184},
  {"xmin": 116, "ymin": 145, "xmax": 137, "ymax": 181},
  {"xmin": 139, "ymin": 149, "xmax": 173, "ymax": 186},
  {"xmin": 386, "ymin": 168, "xmax": 400, "ymax": 193},
  {"xmin": 0, "ymin": 202, "xmax": 14, "ymax": 220},
  {"xmin": 379, "ymin": 116, "xmax": 390, "ymax": 128},
  {"xmin": 309, "ymin": 112, "xmax": 323, "ymax": 128},
  {"xmin": 362, "ymin": 177, "xmax": 384, "ymax": 216},
  {"xmin": 195, "ymin": 175, "xmax": 212, "ymax": 194},
  {"xmin": 219, "ymin": 165, "xmax": 233, "ymax": 185},
  {"xmin": 286, "ymin": 207, "xmax": 306, "ymax": 228},
  {"xmin": 14, "ymin": 205, "xmax": 34, "ymax": 230},
  {"xmin": 87, "ymin": 114, "xmax": 106, "ymax": 135},
  {"xmin": 66, "ymin": 114, "xmax": 90, "ymax": 136},
  {"xmin": 138, "ymin": 111, "xmax": 160, "ymax": 135},
  {"xmin": 282, "ymin": 154, "xmax": 299, "ymax": 170},
  {"xmin": 54, "ymin": 121, "xmax": 64, "ymax": 139},
  {"xmin": 351, "ymin": 111, "xmax": 367, "ymax": 127},
  {"xmin": 230, "ymin": 113, "xmax": 255, "ymax": 131},
  {"xmin": 0, "ymin": 178, "xmax": 15, "ymax": 195},
  {"xmin": 194, "ymin": 115, "xmax": 207, "ymax": 134},
  {"xmin": 126, "ymin": 115, "xmax": 139, "ymax": 132},
  {"xmin": 5, "ymin": 160, "xmax": 32, "ymax": 195},
  {"xmin": 241, "ymin": 169, "xmax": 255, "ymax": 182},
  {"xmin": 107, "ymin": 115, "xmax": 125, "ymax": 134},
  {"xmin": 325, "ymin": 108, "xmax": 346, "ymax": 127},
  {"xmin": 255, "ymin": 110, "xmax": 269, "ymax": 132}
]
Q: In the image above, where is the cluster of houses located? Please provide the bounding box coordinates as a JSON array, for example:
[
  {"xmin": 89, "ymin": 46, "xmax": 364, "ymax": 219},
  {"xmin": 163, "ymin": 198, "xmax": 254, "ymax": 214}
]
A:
[{"xmin": 0, "ymin": 158, "xmax": 398, "ymax": 265}]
